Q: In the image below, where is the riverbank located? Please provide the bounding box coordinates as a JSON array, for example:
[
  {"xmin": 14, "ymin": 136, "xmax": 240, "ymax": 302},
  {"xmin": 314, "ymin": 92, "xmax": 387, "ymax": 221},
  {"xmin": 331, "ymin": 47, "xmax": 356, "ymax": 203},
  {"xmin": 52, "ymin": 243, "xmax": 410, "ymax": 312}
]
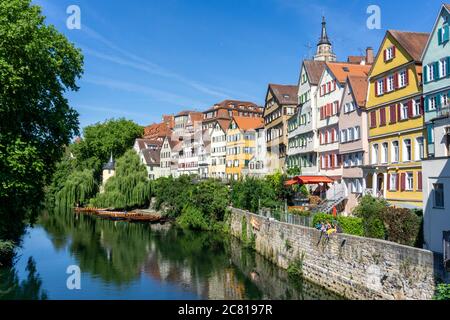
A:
[
  {"xmin": 0, "ymin": 209, "xmax": 340, "ymax": 300},
  {"xmin": 229, "ymin": 208, "xmax": 436, "ymax": 300}
]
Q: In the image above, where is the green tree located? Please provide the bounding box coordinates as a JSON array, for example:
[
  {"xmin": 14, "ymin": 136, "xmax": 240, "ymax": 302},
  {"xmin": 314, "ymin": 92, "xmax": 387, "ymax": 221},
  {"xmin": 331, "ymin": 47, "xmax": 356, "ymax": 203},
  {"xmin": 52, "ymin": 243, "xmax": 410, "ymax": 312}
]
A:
[
  {"xmin": 353, "ymin": 195, "xmax": 388, "ymax": 239},
  {"xmin": 90, "ymin": 149, "xmax": 151, "ymax": 210},
  {"xmin": 71, "ymin": 118, "xmax": 143, "ymax": 176},
  {"xmin": 0, "ymin": 0, "xmax": 83, "ymax": 254},
  {"xmin": 55, "ymin": 169, "xmax": 96, "ymax": 209}
]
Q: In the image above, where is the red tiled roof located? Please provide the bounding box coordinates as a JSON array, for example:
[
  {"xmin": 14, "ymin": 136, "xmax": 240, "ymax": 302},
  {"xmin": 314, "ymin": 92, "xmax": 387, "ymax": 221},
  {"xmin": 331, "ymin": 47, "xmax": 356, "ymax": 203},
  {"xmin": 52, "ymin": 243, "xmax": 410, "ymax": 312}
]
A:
[
  {"xmin": 204, "ymin": 100, "xmax": 263, "ymax": 114},
  {"xmin": 269, "ymin": 84, "xmax": 298, "ymax": 105},
  {"xmin": 303, "ymin": 60, "xmax": 327, "ymax": 85},
  {"xmin": 347, "ymin": 56, "xmax": 365, "ymax": 64},
  {"xmin": 143, "ymin": 122, "xmax": 172, "ymax": 140},
  {"xmin": 326, "ymin": 62, "xmax": 371, "ymax": 84},
  {"xmin": 232, "ymin": 116, "xmax": 264, "ymax": 131},
  {"xmin": 347, "ymin": 75, "xmax": 369, "ymax": 107},
  {"xmin": 388, "ymin": 30, "xmax": 430, "ymax": 62},
  {"xmin": 216, "ymin": 119, "xmax": 231, "ymax": 132}
]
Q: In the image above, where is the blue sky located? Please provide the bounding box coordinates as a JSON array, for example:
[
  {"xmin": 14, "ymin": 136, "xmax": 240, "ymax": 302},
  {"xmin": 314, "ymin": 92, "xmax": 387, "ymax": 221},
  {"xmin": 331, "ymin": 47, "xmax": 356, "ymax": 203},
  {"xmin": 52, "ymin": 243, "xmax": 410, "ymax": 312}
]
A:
[{"xmin": 33, "ymin": 0, "xmax": 444, "ymax": 130}]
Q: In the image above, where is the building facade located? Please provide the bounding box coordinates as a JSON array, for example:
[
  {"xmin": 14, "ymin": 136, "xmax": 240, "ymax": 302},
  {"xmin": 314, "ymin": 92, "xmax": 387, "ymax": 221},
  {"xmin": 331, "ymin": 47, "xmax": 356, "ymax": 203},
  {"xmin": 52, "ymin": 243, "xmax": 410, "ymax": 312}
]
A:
[
  {"xmin": 366, "ymin": 30, "xmax": 429, "ymax": 209},
  {"xmin": 226, "ymin": 117, "xmax": 263, "ymax": 181},
  {"xmin": 339, "ymin": 76, "xmax": 370, "ymax": 214},
  {"xmin": 264, "ymin": 84, "xmax": 298, "ymax": 174},
  {"xmin": 244, "ymin": 126, "xmax": 269, "ymax": 178},
  {"xmin": 422, "ymin": 4, "xmax": 450, "ymax": 157},
  {"xmin": 287, "ymin": 60, "xmax": 326, "ymax": 175},
  {"xmin": 209, "ymin": 120, "xmax": 228, "ymax": 180}
]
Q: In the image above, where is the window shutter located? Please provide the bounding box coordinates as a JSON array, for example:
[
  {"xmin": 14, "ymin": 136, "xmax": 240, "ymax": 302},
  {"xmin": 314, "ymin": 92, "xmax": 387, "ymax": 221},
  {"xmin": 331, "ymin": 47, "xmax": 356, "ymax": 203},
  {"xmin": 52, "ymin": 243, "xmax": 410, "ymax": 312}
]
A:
[
  {"xmin": 444, "ymin": 25, "xmax": 450, "ymax": 42},
  {"xmin": 436, "ymin": 94, "xmax": 442, "ymax": 109},
  {"xmin": 394, "ymin": 73, "xmax": 399, "ymax": 89},
  {"xmin": 331, "ymin": 129, "xmax": 335, "ymax": 142},
  {"xmin": 418, "ymin": 171, "xmax": 423, "ymax": 191},
  {"xmin": 330, "ymin": 154, "xmax": 334, "ymax": 168},
  {"xmin": 392, "ymin": 46, "xmax": 396, "ymax": 58},
  {"xmin": 447, "ymin": 57, "xmax": 450, "ymax": 77},
  {"xmin": 434, "ymin": 62, "xmax": 440, "ymax": 79},
  {"xmin": 405, "ymin": 69, "xmax": 409, "ymax": 86},
  {"xmin": 375, "ymin": 82, "xmax": 379, "ymax": 97},
  {"xmin": 383, "ymin": 78, "xmax": 387, "ymax": 92},
  {"xmin": 380, "ymin": 108, "xmax": 386, "ymax": 126},
  {"xmin": 390, "ymin": 105, "xmax": 397, "ymax": 123},
  {"xmin": 383, "ymin": 49, "xmax": 387, "ymax": 62},
  {"xmin": 400, "ymin": 173, "xmax": 406, "ymax": 192},
  {"xmin": 396, "ymin": 174, "xmax": 400, "ymax": 191},
  {"xmin": 370, "ymin": 111, "xmax": 377, "ymax": 128},
  {"xmin": 408, "ymin": 100, "xmax": 413, "ymax": 118},
  {"xmin": 420, "ymin": 96, "xmax": 425, "ymax": 115},
  {"xmin": 387, "ymin": 174, "xmax": 391, "ymax": 190},
  {"xmin": 438, "ymin": 28, "xmax": 443, "ymax": 45},
  {"xmin": 397, "ymin": 103, "xmax": 401, "ymax": 120},
  {"xmin": 424, "ymin": 97, "xmax": 429, "ymax": 112},
  {"xmin": 424, "ymin": 65, "xmax": 428, "ymax": 84}
]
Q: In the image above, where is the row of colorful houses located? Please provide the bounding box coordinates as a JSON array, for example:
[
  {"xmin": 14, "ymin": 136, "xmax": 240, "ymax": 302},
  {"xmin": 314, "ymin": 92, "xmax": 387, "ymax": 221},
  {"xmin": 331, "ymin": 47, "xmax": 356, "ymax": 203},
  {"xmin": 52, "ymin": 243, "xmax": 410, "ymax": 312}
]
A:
[{"xmin": 128, "ymin": 4, "xmax": 450, "ymax": 254}]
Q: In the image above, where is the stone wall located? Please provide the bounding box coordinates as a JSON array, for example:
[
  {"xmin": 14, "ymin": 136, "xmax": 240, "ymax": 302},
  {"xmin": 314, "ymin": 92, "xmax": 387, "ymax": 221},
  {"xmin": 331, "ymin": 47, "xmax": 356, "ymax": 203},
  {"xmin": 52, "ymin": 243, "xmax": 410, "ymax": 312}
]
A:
[{"xmin": 229, "ymin": 208, "xmax": 436, "ymax": 300}]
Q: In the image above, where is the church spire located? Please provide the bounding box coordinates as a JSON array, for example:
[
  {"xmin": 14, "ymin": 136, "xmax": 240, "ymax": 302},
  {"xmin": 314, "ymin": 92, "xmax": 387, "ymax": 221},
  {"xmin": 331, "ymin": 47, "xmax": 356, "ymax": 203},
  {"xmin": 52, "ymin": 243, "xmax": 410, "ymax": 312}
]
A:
[
  {"xmin": 314, "ymin": 16, "xmax": 336, "ymax": 62},
  {"xmin": 318, "ymin": 16, "xmax": 331, "ymax": 46}
]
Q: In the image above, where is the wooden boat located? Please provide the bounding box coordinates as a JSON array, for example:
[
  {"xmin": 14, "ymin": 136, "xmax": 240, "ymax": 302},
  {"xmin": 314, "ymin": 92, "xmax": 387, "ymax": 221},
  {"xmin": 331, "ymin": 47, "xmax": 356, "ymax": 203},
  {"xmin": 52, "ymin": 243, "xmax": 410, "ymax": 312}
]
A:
[{"xmin": 74, "ymin": 207, "xmax": 163, "ymax": 222}]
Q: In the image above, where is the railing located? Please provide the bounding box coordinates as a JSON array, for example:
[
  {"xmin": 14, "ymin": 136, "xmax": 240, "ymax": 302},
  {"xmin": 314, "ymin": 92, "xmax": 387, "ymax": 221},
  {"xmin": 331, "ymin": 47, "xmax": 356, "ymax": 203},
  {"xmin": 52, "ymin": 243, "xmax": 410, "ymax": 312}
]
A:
[{"xmin": 258, "ymin": 208, "xmax": 313, "ymax": 228}]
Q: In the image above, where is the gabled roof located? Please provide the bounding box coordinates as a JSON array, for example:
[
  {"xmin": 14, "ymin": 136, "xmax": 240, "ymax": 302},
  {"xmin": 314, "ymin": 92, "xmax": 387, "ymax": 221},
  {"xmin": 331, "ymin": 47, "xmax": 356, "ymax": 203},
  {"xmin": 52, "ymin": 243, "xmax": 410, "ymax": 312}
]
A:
[
  {"xmin": 142, "ymin": 149, "xmax": 160, "ymax": 166},
  {"xmin": 268, "ymin": 84, "xmax": 298, "ymax": 105},
  {"xmin": 303, "ymin": 60, "xmax": 327, "ymax": 85},
  {"xmin": 347, "ymin": 75, "xmax": 369, "ymax": 108},
  {"xmin": 216, "ymin": 119, "xmax": 231, "ymax": 133},
  {"xmin": 347, "ymin": 56, "xmax": 365, "ymax": 64},
  {"xmin": 135, "ymin": 139, "xmax": 163, "ymax": 151},
  {"xmin": 204, "ymin": 100, "xmax": 262, "ymax": 113},
  {"xmin": 420, "ymin": 4, "xmax": 450, "ymax": 61},
  {"xmin": 325, "ymin": 62, "xmax": 371, "ymax": 84},
  {"xmin": 231, "ymin": 116, "xmax": 264, "ymax": 131},
  {"xmin": 388, "ymin": 30, "xmax": 429, "ymax": 62},
  {"xmin": 143, "ymin": 122, "xmax": 172, "ymax": 140}
]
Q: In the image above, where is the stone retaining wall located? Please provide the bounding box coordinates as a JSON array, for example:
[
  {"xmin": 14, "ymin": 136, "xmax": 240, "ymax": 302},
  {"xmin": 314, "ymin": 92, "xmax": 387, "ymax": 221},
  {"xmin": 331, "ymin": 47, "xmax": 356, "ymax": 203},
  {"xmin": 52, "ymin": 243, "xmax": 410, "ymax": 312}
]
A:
[{"xmin": 229, "ymin": 208, "xmax": 436, "ymax": 300}]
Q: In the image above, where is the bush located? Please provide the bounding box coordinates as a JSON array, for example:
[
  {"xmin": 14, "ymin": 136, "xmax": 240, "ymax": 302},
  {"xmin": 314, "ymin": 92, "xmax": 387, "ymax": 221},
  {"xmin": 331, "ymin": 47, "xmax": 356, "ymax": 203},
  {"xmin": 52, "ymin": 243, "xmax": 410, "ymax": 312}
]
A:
[
  {"xmin": 380, "ymin": 207, "xmax": 423, "ymax": 247},
  {"xmin": 434, "ymin": 284, "xmax": 450, "ymax": 300},
  {"xmin": 191, "ymin": 179, "xmax": 229, "ymax": 221},
  {"xmin": 313, "ymin": 213, "xmax": 364, "ymax": 237},
  {"xmin": 176, "ymin": 206, "xmax": 210, "ymax": 231},
  {"xmin": 353, "ymin": 196, "xmax": 387, "ymax": 239}
]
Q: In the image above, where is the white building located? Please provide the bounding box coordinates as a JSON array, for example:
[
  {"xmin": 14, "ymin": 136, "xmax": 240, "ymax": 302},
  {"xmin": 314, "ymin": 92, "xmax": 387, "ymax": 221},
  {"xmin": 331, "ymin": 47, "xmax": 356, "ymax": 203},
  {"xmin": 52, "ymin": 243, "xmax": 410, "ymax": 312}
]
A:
[
  {"xmin": 423, "ymin": 115, "xmax": 450, "ymax": 254},
  {"xmin": 245, "ymin": 126, "xmax": 269, "ymax": 178},
  {"xmin": 209, "ymin": 120, "xmax": 228, "ymax": 180},
  {"xmin": 160, "ymin": 136, "xmax": 180, "ymax": 178}
]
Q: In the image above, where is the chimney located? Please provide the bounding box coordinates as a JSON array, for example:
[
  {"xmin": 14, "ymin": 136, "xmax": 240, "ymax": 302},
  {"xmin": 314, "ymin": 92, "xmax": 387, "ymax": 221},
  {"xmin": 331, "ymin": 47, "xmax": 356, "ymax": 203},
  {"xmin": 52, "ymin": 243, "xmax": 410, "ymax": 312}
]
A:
[{"xmin": 366, "ymin": 47, "xmax": 374, "ymax": 65}]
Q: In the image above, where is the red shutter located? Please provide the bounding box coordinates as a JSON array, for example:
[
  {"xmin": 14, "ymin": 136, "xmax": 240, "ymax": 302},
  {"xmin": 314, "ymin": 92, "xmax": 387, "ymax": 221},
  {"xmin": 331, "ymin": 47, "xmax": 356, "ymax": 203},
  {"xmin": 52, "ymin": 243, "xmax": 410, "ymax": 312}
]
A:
[
  {"xmin": 394, "ymin": 73, "xmax": 399, "ymax": 89},
  {"xmin": 320, "ymin": 107, "xmax": 323, "ymax": 120},
  {"xmin": 383, "ymin": 78, "xmax": 387, "ymax": 92},
  {"xmin": 396, "ymin": 174, "xmax": 400, "ymax": 191},
  {"xmin": 418, "ymin": 172, "xmax": 423, "ymax": 191},
  {"xmin": 375, "ymin": 82, "xmax": 380, "ymax": 97},
  {"xmin": 336, "ymin": 101, "xmax": 340, "ymax": 114},
  {"xmin": 408, "ymin": 100, "xmax": 413, "ymax": 119},
  {"xmin": 383, "ymin": 49, "xmax": 387, "ymax": 62},
  {"xmin": 397, "ymin": 104, "xmax": 401, "ymax": 120},
  {"xmin": 419, "ymin": 97, "xmax": 424, "ymax": 115},
  {"xmin": 380, "ymin": 108, "xmax": 386, "ymax": 126},
  {"xmin": 400, "ymin": 173, "xmax": 406, "ymax": 192},
  {"xmin": 390, "ymin": 105, "xmax": 397, "ymax": 124},
  {"xmin": 392, "ymin": 46, "xmax": 396, "ymax": 59},
  {"xmin": 405, "ymin": 69, "xmax": 409, "ymax": 86},
  {"xmin": 330, "ymin": 154, "xmax": 335, "ymax": 168},
  {"xmin": 324, "ymin": 131, "xmax": 328, "ymax": 144},
  {"xmin": 370, "ymin": 111, "xmax": 377, "ymax": 128},
  {"xmin": 387, "ymin": 174, "xmax": 391, "ymax": 190},
  {"xmin": 333, "ymin": 80, "xmax": 336, "ymax": 91}
]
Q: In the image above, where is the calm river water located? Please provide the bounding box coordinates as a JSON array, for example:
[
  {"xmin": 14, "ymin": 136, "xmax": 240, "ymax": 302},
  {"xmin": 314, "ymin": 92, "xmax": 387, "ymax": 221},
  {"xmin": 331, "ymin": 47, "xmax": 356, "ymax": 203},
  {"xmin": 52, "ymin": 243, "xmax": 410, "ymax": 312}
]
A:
[{"xmin": 0, "ymin": 209, "xmax": 342, "ymax": 300}]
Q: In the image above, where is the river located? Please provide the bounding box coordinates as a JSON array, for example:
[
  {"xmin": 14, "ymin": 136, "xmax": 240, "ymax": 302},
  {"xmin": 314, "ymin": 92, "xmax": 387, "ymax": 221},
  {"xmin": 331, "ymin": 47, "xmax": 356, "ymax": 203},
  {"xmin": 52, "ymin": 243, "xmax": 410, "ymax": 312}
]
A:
[{"xmin": 0, "ymin": 209, "xmax": 342, "ymax": 300}]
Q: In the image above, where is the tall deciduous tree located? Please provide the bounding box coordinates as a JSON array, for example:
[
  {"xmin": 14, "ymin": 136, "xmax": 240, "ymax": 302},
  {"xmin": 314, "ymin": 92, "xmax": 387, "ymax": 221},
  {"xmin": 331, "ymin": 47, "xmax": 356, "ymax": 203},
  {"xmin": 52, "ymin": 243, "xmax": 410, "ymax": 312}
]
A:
[{"xmin": 0, "ymin": 0, "xmax": 83, "ymax": 220}]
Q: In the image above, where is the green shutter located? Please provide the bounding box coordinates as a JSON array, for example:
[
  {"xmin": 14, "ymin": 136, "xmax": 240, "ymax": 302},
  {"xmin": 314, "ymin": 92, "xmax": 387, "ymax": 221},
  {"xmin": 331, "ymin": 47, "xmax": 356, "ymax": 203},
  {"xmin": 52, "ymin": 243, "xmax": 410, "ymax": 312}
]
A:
[
  {"xmin": 427, "ymin": 125, "xmax": 434, "ymax": 143},
  {"xmin": 424, "ymin": 96, "xmax": 429, "ymax": 112},
  {"xmin": 447, "ymin": 57, "xmax": 450, "ymax": 77},
  {"xmin": 436, "ymin": 94, "xmax": 442, "ymax": 108},
  {"xmin": 444, "ymin": 25, "xmax": 450, "ymax": 42},
  {"xmin": 438, "ymin": 28, "xmax": 443, "ymax": 45},
  {"xmin": 434, "ymin": 62, "xmax": 440, "ymax": 79}
]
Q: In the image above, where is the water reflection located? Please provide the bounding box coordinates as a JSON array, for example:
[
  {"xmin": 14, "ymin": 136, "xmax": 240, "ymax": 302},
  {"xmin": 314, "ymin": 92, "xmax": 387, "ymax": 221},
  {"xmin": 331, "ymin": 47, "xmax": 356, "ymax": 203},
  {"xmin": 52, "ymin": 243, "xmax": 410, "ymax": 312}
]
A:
[{"xmin": 1, "ymin": 208, "xmax": 341, "ymax": 300}]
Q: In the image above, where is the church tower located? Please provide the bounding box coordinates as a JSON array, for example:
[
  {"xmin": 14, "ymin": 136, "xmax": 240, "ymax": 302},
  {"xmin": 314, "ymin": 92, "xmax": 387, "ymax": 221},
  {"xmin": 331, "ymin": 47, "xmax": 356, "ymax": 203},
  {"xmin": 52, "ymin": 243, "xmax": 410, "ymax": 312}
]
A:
[{"xmin": 314, "ymin": 16, "xmax": 337, "ymax": 62}]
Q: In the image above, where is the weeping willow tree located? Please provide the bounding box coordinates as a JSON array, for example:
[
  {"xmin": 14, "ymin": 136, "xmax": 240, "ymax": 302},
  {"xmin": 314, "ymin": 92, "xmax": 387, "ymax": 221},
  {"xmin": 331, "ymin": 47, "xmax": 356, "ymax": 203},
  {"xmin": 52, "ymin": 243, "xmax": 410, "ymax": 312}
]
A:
[
  {"xmin": 55, "ymin": 169, "xmax": 96, "ymax": 209},
  {"xmin": 90, "ymin": 149, "xmax": 151, "ymax": 210}
]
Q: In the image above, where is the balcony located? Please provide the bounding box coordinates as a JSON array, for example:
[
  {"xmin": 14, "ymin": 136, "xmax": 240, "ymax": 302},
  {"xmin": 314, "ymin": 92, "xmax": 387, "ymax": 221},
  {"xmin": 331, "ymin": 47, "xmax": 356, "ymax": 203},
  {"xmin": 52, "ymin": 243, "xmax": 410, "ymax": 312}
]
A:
[{"xmin": 437, "ymin": 104, "xmax": 450, "ymax": 118}]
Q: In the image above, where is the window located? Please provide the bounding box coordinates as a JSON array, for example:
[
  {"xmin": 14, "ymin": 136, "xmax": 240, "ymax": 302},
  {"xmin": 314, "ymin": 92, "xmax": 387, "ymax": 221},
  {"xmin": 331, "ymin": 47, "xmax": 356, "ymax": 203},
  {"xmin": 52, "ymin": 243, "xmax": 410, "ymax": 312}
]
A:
[
  {"xmin": 354, "ymin": 126, "xmax": 361, "ymax": 140},
  {"xmin": 390, "ymin": 174, "xmax": 398, "ymax": 191},
  {"xmin": 345, "ymin": 102, "xmax": 356, "ymax": 113},
  {"xmin": 416, "ymin": 137, "xmax": 424, "ymax": 160},
  {"xmin": 427, "ymin": 63, "xmax": 435, "ymax": 82},
  {"xmin": 433, "ymin": 183, "xmax": 445, "ymax": 208},
  {"xmin": 413, "ymin": 99, "xmax": 421, "ymax": 117},
  {"xmin": 403, "ymin": 139, "xmax": 412, "ymax": 162},
  {"xmin": 429, "ymin": 96, "xmax": 437, "ymax": 111},
  {"xmin": 440, "ymin": 58, "xmax": 448, "ymax": 78},
  {"xmin": 385, "ymin": 46, "xmax": 395, "ymax": 61},
  {"xmin": 387, "ymin": 75, "xmax": 395, "ymax": 92},
  {"xmin": 406, "ymin": 172, "xmax": 414, "ymax": 191},
  {"xmin": 398, "ymin": 69, "xmax": 407, "ymax": 88},
  {"xmin": 348, "ymin": 128, "xmax": 354, "ymax": 141},
  {"xmin": 438, "ymin": 24, "xmax": 450, "ymax": 45},
  {"xmin": 341, "ymin": 130, "xmax": 347, "ymax": 143},
  {"xmin": 372, "ymin": 144, "xmax": 379, "ymax": 164},
  {"xmin": 442, "ymin": 93, "xmax": 449, "ymax": 108},
  {"xmin": 382, "ymin": 143, "xmax": 388, "ymax": 164},
  {"xmin": 400, "ymin": 103, "xmax": 409, "ymax": 120},
  {"xmin": 377, "ymin": 79, "xmax": 384, "ymax": 96},
  {"xmin": 392, "ymin": 141, "xmax": 399, "ymax": 163}
]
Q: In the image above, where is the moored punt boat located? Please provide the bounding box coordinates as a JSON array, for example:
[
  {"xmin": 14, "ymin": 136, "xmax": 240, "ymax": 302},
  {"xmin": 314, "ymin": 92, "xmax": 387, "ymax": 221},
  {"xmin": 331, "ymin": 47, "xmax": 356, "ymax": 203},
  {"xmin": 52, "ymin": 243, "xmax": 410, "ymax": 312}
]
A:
[{"xmin": 74, "ymin": 207, "xmax": 163, "ymax": 222}]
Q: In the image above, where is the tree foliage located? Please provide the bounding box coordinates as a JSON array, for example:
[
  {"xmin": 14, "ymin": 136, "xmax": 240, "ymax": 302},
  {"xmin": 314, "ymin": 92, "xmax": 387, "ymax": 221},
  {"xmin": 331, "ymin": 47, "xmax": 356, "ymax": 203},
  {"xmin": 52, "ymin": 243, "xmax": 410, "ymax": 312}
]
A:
[
  {"xmin": 55, "ymin": 169, "xmax": 96, "ymax": 209},
  {"xmin": 353, "ymin": 195, "xmax": 388, "ymax": 239},
  {"xmin": 89, "ymin": 149, "xmax": 151, "ymax": 210}
]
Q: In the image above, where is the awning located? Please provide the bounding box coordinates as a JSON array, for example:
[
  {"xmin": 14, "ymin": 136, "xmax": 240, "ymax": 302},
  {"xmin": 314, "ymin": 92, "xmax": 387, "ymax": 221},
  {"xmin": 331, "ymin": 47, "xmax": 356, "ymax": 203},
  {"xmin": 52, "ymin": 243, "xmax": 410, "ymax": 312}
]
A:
[{"xmin": 285, "ymin": 176, "xmax": 334, "ymax": 186}]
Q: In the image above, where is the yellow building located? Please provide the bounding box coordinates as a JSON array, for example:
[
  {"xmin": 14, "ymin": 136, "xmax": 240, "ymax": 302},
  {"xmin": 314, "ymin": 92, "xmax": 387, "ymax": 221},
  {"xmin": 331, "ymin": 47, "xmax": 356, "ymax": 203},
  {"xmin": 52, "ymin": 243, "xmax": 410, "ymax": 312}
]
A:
[
  {"xmin": 366, "ymin": 30, "xmax": 429, "ymax": 209},
  {"xmin": 225, "ymin": 116, "xmax": 264, "ymax": 181}
]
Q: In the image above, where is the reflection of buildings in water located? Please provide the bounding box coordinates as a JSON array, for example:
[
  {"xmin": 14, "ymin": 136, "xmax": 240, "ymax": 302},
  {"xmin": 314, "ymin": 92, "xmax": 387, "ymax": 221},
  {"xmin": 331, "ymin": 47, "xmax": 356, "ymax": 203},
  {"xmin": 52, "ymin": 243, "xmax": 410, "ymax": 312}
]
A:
[{"xmin": 207, "ymin": 268, "xmax": 245, "ymax": 300}]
